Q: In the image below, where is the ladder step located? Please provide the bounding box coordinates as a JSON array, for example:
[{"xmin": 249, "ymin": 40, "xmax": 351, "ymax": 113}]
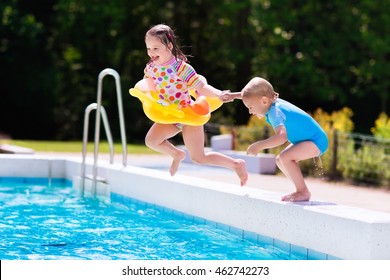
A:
[{"xmin": 84, "ymin": 174, "xmax": 108, "ymax": 183}]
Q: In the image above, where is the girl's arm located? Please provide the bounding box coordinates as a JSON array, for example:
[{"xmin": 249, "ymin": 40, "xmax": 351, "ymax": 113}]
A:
[
  {"xmin": 194, "ymin": 83, "xmax": 224, "ymax": 98},
  {"xmin": 247, "ymin": 125, "xmax": 288, "ymax": 156},
  {"xmin": 195, "ymin": 83, "xmax": 241, "ymax": 102},
  {"xmin": 220, "ymin": 91, "xmax": 242, "ymax": 102}
]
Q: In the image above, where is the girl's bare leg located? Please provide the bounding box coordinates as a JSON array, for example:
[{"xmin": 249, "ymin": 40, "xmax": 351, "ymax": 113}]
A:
[
  {"xmin": 145, "ymin": 123, "xmax": 186, "ymax": 176},
  {"xmin": 275, "ymin": 142, "xmax": 320, "ymax": 202},
  {"xmin": 182, "ymin": 125, "xmax": 248, "ymax": 186}
]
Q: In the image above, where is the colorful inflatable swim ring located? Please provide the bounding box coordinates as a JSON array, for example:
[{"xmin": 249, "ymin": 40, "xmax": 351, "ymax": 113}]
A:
[{"xmin": 129, "ymin": 76, "xmax": 223, "ymax": 126}]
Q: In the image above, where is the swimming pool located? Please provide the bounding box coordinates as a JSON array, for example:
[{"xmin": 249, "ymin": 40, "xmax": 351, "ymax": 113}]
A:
[
  {"xmin": 1, "ymin": 154, "xmax": 389, "ymax": 260},
  {"xmin": 0, "ymin": 177, "xmax": 301, "ymax": 260}
]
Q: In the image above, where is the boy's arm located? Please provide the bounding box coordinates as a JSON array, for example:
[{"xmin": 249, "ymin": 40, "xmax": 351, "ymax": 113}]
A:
[{"xmin": 247, "ymin": 126, "xmax": 287, "ymax": 156}]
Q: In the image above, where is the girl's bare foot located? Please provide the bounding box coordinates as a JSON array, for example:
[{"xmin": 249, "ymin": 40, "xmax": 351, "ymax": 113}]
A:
[
  {"xmin": 169, "ymin": 149, "xmax": 187, "ymax": 176},
  {"xmin": 281, "ymin": 190, "xmax": 311, "ymax": 202},
  {"xmin": 234, "ymin": 159, "xmax": 248, "ymax": 186}
]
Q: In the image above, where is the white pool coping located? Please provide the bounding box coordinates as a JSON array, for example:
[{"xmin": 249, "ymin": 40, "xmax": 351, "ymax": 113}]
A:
[{"xmin": 1, "ymin": 154, "xmax": 390, "ymax": 260}]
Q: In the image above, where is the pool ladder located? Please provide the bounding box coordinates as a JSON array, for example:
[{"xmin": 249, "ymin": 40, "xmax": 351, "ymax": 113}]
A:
[{"xmin": 81, "ymin": 68, "xmax": 127, "ymax": 195}]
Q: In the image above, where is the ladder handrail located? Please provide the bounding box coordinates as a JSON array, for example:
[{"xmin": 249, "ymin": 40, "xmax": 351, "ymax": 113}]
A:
[
  {"xmin": 95, "ymin": 68, "xmax": 127, "ymax": 168},
  {"xmin": 82, "ymin": 103, "xmax": 114, "ymax": 165},
  {"xmin": 82, "ymin": 68, "xmax": 127, "ymax": 195},
  {"xmin": 81, "ymin": 103, "xmax": 114, "ymax": 191}
]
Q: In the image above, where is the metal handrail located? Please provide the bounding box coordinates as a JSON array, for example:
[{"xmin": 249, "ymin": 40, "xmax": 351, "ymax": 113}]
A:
[
  {"xmin": 94, "ymin": 68, "xmax": 127, "ymax": 168},
  {"xmin": 81, "ymin": 103, "xmax": 114, "ymax": 191},
  {"xmin": 81, "ymin": 68, "xmax": 127, "ymax": 195}
]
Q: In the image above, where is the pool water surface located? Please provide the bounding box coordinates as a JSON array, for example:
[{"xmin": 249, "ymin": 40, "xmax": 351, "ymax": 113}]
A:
[{"xmin": 0, "ymin": 177, "xmax": 303, "ymax": 260}]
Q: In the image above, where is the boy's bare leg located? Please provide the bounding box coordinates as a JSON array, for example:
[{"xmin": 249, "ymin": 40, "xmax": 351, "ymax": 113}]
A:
[
  {"xmin": 276, "ymin": 142, "xmax": 320, "ymax": 202},
  {"xmin": 145, "ymin": 123, "xmax": 186, "ymax": 176}
]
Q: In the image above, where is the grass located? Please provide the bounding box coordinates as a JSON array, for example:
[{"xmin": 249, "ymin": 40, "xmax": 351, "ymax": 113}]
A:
[{"xmin": 0, "ymin": 139, "xmax": 156, "ymax": 154}]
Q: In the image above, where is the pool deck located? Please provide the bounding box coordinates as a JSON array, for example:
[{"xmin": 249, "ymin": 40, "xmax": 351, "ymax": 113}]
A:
[{"xmin": 36, "ymin": 152, "xmax": 390, "ymax": 214}]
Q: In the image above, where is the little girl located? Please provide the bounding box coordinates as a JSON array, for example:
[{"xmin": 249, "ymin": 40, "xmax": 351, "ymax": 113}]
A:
[{"xmin": 140, "ymin": 24, "xmax": 248, "ymax": 186}]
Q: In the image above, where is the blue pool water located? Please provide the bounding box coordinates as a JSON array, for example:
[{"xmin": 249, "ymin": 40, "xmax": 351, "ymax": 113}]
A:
[{"xmin": 0, "ymin": 177, "xmax": 303, "ymax": 260}]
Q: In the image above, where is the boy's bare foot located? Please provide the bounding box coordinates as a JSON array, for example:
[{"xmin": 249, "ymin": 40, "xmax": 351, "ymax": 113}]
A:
[
  {"xmin": 234, "ymin": 159, "xmax": 248, "ymax": 186},
  {"xmin": 281, "ymin": 190, "xmax": 311, "ymax": 202},
  {"xmin": 169, "ymin": 150, "xmax": 186, "ymax": 176}
]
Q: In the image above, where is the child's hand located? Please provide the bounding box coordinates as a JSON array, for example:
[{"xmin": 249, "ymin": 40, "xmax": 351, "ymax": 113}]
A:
[
  {"xmin": 247, "ymin": 143, "xmax": 260, "ymax": 156},
  {"xmin": 219, "ymin": 91, "xmax": 242, "ymax": 103},
  {"xmin": 219, "ymin": 90, "xmax": 233, "ymax": 102}
]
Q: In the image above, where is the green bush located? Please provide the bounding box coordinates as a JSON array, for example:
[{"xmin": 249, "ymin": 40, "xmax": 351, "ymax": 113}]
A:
[
  {"xmin": 337, "ymin": 137, "xmax": 390, "ymax": 187},
  {"xmin": 371, "ymin": 112, "xmax": 390, "ymax": 140}
]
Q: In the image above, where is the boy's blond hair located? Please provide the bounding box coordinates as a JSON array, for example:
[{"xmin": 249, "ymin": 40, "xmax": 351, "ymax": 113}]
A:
[{"xmin": 242, "ymin": 77, "xmax": 279, "ymax": 100}]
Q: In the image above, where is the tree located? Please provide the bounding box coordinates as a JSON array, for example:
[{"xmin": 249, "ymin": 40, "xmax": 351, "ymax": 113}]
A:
[
  {"xmin": 248, "ymin": 0, "xmax": 390, "ymax": 132},
  {"xmin": 0, "ymin": 0, "xmax": 58, "ymax": 139},
  {"xmin": 1, "ymin": 0, "xmax": 389, "ymax": 141}
]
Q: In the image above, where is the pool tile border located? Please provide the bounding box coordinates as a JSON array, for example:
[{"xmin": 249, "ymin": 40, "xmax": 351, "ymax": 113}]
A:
[{"xmin": 111, "ymin": 192, "xmax": 339, "ymax": 260}]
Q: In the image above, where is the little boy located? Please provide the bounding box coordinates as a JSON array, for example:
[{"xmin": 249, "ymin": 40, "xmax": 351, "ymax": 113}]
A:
[{"xmin": 224, "ymin": 77, "xmax": 328, "ymax": 201}]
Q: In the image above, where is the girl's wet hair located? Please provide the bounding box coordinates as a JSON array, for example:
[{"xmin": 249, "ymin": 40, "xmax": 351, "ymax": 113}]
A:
[{"xmin": 145, "ymin": 24, "xmax": 187, "ymax": 62}]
